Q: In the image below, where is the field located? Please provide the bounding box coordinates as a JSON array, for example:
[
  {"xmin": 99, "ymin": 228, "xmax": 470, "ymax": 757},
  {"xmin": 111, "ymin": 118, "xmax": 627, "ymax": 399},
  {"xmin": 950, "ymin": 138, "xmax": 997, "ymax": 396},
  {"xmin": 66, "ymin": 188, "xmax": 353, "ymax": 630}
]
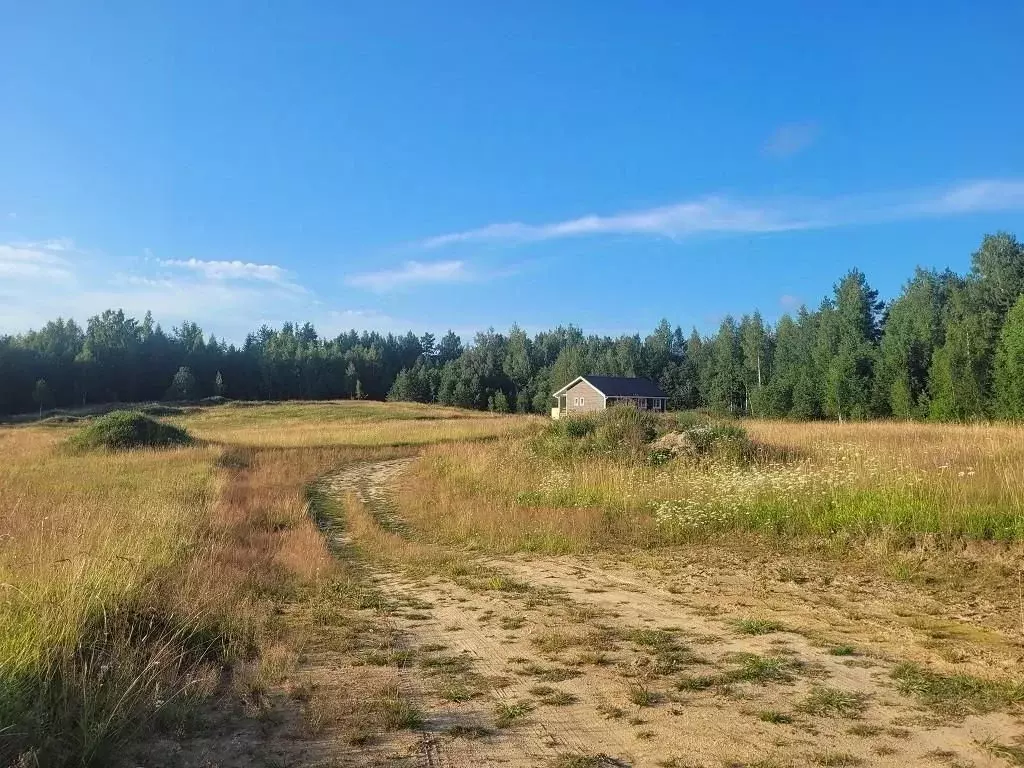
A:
[{"xmin": 2, "ymin": 402, "xmax": 1024, "ymax": 767}]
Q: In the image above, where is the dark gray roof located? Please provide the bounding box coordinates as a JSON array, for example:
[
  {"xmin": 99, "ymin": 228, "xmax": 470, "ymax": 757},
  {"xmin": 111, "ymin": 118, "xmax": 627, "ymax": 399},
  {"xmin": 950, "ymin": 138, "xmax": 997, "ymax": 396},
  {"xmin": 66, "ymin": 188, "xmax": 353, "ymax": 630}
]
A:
[{"xmin": 582, "ymin": 375, "xmax": 666, "ymax": 398}]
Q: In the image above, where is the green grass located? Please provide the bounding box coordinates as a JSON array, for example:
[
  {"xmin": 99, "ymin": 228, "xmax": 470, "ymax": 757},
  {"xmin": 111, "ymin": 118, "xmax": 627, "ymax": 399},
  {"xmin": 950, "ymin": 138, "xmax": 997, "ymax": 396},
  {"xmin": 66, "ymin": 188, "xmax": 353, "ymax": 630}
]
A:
[
  {"xmin": 734, "ymin": 618, "xmax": 786, "ymax": 636},
  {"xmin": 757, "ymin": 710, "xmax": 794, "ymax": 724},
  {"xmin": 797, "ymin": 686, "xmax": 868, "ymax": 718},
  {"xmin": 722, "ymin": 653, "xmax": 800, "ymax": 684},
  {"xmin": 891, "ymin": 662, "xmax": 1024, "ymax": 716},
  {"xmin": 549, "ymin": 753, "xmax": 626, "ymax": 768},
  {"xmin": 627, "ymin": 682, "xmax": 661, "ymax": 707},
  {"xmin": 380, "ymin": 695, "xmax": 424, "ymax": 730},
  {"xmin": 828, "ymin": 645, "xmax": 856, "ymax": 656},
  {"xmin": 530, "ymin": 685, "xmax": 578, "ymax": 706},
  {"xmin": 67, "ymin": 410, "xmax": 194, "ymax": 451},
  {"xmin": 494, "ymin": 700, "xmax": 534, "ymax": 727}
]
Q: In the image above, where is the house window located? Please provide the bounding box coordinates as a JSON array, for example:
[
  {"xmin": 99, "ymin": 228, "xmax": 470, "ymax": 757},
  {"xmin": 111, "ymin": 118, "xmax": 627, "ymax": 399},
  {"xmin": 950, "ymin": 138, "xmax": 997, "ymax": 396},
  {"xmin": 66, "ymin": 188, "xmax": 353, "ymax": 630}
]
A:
[
  {"xmin": 579, "ymin": 396, "xmax": 585, "ymax": 406},
  {"xmin": 573, "ymin": 397, "xmax": 579, "ymax": 406}
]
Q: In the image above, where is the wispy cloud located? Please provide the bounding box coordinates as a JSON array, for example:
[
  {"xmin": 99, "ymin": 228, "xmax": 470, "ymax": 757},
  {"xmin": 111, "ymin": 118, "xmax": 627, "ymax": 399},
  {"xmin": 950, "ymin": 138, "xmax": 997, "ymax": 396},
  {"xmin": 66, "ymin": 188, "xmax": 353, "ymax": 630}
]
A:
[
  {"xmin": 160, "ymin": 258, "xmax": 291, "ymax": 284},
  {"xmin": 0, "ymin": 240, "xmax": 74, "ymax": 280},
  {"xmin": 0, "ymin": 241, "xmax": 356, "ymax": 341},
  {"xmin": 345, "ymin": 259, "xmax": 473, "ymax": 292},
  {"xmin": 420, "ymin": 179, "xmax": 1024, "ymax": 249},
  {"xmin": 763, "ymin": 121, "xmax": 819, "ymax": 158}
]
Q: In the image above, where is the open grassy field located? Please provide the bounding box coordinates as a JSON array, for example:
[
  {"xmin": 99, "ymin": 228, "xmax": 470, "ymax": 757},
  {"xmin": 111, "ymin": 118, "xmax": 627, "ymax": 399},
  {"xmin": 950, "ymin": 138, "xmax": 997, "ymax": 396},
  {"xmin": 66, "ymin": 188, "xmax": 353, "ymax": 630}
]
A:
[
  {"xmin": 3, "ymin": 402, "xmax": 1024, "ymax": 767},
  {"xmin": 0, "ymin": 401, "xmax": 532, "ymax": 766},
  {"xmin": 396, "ymin": 418, "xmax": 1024, "ymax": 551}
]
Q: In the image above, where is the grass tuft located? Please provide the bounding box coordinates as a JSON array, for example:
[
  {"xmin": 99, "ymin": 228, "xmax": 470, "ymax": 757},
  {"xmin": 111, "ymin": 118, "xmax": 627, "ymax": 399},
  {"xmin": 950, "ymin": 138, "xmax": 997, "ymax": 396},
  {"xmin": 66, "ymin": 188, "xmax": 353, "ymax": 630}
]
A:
[
  {"xmin": 891, "ymin": 662, "xmax": 1024, "ymax": 717},
  {"xmin": 797, "ymin": 686, "xmax": 868, "ymax": 719},
  {"xmin": 734, "ymin": 618, "xmax": 785, "ymax": 636}
]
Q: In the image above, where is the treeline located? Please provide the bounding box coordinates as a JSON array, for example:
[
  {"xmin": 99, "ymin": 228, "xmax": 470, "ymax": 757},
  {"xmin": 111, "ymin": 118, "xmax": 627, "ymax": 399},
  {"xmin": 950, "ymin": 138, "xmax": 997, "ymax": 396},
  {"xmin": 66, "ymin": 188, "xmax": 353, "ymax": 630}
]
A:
[{"xmin": 3, "ymin": 232, "xmax": 1024, "ymax": 420}]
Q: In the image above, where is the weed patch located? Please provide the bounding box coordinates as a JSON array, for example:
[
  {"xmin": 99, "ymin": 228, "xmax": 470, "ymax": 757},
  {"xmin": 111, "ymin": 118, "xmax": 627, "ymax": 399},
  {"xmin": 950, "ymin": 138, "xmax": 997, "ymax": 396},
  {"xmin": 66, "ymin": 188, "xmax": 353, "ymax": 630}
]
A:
[{"xmin": 891, "ymin": 662, "xmax": 1024, "ymax": 716}]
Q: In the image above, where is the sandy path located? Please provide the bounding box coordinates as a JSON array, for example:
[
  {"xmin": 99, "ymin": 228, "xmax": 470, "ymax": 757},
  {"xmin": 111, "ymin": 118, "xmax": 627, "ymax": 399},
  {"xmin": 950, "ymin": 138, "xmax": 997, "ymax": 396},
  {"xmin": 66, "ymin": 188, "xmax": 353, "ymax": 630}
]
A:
[{"xmin": 316, "ymin": 459, "xmax": 1024, "ymax": 768}]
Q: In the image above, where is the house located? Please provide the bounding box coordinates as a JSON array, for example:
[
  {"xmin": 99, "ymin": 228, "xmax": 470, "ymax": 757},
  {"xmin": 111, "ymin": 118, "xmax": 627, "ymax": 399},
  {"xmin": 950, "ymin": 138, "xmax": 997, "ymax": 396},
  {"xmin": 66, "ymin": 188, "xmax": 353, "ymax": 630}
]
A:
[{"xmin": 550, "ymin": 375, "xmax": 668, "ymax": 420}]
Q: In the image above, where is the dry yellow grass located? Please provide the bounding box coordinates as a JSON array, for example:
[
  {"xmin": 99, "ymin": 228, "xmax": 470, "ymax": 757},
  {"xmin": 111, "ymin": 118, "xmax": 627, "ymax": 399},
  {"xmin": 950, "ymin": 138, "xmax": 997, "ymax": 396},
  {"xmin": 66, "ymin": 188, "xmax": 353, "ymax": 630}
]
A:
[
  {"xmin": 0, "ymin": 427, "xmax": 217, "ymax": 763},
  {"xmin": 174, "ymin": 400, "xmax": 540, "ymax": 447},
  {"xmin": 1, "ymin": 400, "xmax": 525, "ymax": 765}
]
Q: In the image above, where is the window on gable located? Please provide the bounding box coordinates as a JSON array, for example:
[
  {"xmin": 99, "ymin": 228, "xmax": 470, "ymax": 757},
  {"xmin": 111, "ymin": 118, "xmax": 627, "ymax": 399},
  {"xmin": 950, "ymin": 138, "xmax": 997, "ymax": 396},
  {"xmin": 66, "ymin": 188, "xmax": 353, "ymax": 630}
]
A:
[
  {"xmin": 573, "ymin": 397, "xmax": 579, "ymax": 406},
  {"xmin": 579, "ymin": 396, "xmax": 585, "ymax": 406}
]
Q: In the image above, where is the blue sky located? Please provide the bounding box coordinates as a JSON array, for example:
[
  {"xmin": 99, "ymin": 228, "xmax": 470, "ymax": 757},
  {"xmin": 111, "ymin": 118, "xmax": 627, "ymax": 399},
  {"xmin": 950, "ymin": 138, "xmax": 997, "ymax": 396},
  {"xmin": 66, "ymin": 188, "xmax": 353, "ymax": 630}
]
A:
[{"xmin": 2, "ymin": 2, "xmax": 1024, "ymax": 342}]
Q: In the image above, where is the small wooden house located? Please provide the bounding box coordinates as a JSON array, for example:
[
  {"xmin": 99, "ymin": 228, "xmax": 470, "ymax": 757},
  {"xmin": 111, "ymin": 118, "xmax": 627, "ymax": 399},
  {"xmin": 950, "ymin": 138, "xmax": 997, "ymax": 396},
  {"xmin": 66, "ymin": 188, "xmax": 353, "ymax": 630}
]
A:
[{"xmin": 551, "ymin": 375, "xmax": 668, "ymax": 420}]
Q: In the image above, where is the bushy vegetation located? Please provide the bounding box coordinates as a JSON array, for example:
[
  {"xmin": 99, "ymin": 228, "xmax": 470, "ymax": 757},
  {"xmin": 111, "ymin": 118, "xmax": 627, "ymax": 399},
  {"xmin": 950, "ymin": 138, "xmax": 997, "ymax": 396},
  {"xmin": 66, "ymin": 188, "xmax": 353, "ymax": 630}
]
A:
[
  {"xmin": 67, "ymin": 410, "xmax": 194, "ymax": 451},
  {"xmin": 536, "ymin": 405, "xmax": 754, "ymax": 466},
  {"xmin": 4, "ymin": 232, "xmax": 1024, "ymax": 422}
]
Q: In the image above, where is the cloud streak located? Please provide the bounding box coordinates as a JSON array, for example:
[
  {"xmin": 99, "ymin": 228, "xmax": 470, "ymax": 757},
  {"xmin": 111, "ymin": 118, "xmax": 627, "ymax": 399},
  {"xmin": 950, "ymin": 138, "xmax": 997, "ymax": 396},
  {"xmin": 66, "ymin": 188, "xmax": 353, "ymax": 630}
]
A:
[
  {"xmin": 0, "ymin": 240, "xmax": 74, "ymax": 281},
  {"xmin": 345, "ymin": 259, "xmax": 473, "ymax": 292},
  {"xmin": 420, "ymin": 179, "xmax": 1024, "ymax": 249},
  {"xmin": 160, "ymin": 258, "xmax": 291, "ymax": 284}
]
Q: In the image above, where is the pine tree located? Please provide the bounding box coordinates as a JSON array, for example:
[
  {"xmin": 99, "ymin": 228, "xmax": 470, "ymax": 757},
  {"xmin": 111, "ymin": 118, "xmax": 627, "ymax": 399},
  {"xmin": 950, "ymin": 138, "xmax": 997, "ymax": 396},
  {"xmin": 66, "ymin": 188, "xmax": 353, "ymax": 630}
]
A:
[
  {"xmin": 820, "ymin": 270, "xmax": 882, "ymax": 420},
  {"xmin": 387, "ymin": 369, "xmax": 414, "ymax": 401},
  {"xmin": 875, "ymin": 269, "xmax": 952, "ymax": 419},
  {"xmin": 707, "ymin": 317, "xmax": 743, "ymax": 413},
  {"xmin": 214, "ymin": 370, "xmax": 225, "ymax": 396},
  {"xmin": 993, "ymin": 294, "xmax": 1024, "ymax": 419},
  {"xmin": 167, "ymin": 366, "xmax": 196, "ymax": 400}
]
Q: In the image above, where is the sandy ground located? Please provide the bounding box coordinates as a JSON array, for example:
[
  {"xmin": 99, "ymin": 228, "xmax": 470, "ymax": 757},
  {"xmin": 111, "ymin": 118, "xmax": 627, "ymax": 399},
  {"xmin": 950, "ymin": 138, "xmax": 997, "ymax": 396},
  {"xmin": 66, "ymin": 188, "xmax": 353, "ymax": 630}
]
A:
[{"xmin": 139, "ymin": 458, "xmax": 1024, "ymax": 768}]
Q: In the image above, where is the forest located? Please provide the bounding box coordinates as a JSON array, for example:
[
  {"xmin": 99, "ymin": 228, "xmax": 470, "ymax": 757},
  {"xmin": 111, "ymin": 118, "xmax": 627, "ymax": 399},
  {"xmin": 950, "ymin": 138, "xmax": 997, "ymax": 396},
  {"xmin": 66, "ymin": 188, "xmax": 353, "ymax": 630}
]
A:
[{"xmin": 2, "ymin": 231, "xmax": 1024, "ymax": 421}]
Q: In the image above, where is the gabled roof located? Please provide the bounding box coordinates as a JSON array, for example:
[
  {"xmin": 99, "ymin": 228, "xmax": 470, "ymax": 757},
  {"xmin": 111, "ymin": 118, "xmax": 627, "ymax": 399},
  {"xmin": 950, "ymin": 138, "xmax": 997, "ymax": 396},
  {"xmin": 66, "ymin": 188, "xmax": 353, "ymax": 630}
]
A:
[{"xmin": 552, "ymin": 375, "xmax": 667, "ymax": 399}]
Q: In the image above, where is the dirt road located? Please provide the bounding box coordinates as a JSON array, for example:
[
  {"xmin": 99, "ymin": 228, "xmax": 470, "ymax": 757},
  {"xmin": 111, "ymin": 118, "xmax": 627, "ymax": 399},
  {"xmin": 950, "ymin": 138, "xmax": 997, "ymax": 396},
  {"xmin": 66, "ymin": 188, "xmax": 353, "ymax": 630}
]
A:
[{"xmin": 315, "ymin": 459, "xmax": 1024, "ymax": 768}]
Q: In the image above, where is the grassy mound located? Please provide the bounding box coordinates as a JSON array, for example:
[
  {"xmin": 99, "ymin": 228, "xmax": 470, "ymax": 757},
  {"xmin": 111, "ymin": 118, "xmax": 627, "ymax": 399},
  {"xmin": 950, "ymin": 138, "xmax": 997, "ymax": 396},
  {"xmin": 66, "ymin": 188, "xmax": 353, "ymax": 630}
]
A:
[
  {"xmin": 537, "ymin": 405, "xmax": 758, "ymax": 464},
  {"xmin": 67, "ymin": 410, "xmax": 194, "ymax": 452}
]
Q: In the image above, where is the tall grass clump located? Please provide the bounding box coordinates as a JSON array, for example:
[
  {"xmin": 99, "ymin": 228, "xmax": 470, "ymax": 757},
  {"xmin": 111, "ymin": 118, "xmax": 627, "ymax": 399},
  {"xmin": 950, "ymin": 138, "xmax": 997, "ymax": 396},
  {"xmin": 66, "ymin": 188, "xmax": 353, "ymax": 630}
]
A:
[
  {"xmin": 67, "ymin": 410, "xmax": 194, "ymax": 452},
  {"xmin": 0, "ymin": 427, "xmax": 216, "ymax": 766}
]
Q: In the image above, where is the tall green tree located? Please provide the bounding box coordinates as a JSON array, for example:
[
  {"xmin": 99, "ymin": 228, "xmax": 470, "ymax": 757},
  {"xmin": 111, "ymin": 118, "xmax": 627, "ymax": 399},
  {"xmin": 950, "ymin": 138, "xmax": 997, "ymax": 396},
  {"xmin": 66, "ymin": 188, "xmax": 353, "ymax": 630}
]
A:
[
  {"xmin": 706, "ymin": 317, "xmax": 743, "ymax": 413},
  {"xmin": 875, "ymin": 269, "xmax": 954, "ymax": 418},
  {"xmin": 819, "ymin": 270, "xmax": 882, "ymax": 420},
  {"xmin": 993, "ymin": 294, "xmax": 1024, "ymax": 419},
  {"xmin": 928, "ymin": 282, "xmax": 990, "ymax": 421},
  {"xmin": 739, "ymin": 312, "xmax": 770, "ymax": 415},
  {"xmin": 167, "ymin": 366, "xmax": 196, "ymax": 400}
]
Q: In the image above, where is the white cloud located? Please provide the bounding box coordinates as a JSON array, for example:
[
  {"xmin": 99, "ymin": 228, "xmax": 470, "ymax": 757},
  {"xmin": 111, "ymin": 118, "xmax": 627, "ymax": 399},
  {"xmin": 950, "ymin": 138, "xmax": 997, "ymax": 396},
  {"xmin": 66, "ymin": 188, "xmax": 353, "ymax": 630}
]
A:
[
  {"xmin": 763, "ymin": 122, "xmax": 819, "ymax": 158},
  {"xmin": 0, "ymin": 238, "xmax": 409, "ymax": 343},
  {"xmin": 160, "ymin": 257, "xmax": 292, "ymax": 284},
  {"xmin": 345, "ymin": 259, "xmax": 472, "ymax": 292},
  {"xmin": 0, "ymin": 241, "xmax": 74, "ymax": 281},
  {"xmin": 420, "ymin": 178, "xmax": 1024, "ymax": 249}
]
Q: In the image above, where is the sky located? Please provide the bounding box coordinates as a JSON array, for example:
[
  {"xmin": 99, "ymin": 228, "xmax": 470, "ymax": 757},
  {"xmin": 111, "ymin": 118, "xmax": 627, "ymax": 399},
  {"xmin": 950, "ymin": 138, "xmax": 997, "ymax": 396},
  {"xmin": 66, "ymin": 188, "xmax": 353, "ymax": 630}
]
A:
[{"xmin": 2, "ymin": 2, "xmax": 1024, "ymax": 343}]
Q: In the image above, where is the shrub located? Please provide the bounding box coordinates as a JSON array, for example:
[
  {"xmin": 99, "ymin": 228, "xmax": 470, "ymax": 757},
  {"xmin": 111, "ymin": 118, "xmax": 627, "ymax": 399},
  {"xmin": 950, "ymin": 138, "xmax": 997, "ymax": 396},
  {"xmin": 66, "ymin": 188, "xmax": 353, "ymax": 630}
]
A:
[
  {"xmin": 559, "ymin": 415, "xmax": 599, "ymax": 439},
  {"xmin": 67, "ymin": 411, "xmax": 194, "ymax": 452},
  {"xmin": 593, "ymin": 404, "xmax": 658, "ymax": 450}
]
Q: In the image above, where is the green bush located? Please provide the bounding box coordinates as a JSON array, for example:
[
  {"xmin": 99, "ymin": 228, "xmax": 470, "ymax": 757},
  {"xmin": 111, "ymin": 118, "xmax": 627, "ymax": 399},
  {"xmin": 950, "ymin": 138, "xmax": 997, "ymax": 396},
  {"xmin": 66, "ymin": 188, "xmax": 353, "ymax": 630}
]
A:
[
  {"xmin": 558, "ymin": 415, "xmax": 598, "ymax": 438},
  {"xmin": 67, "ymin": 410, "xmax": 194, "ymax": 452},
  {"xmin": 594, "ymin": 404, "xmax": 658, "ymax": 449}
]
